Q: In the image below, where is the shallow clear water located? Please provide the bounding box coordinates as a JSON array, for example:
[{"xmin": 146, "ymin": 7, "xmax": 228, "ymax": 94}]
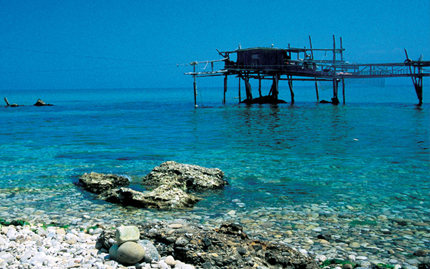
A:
[{"xmin": 0, "ymin": 85, "xmax": 429, "ymax": 224}]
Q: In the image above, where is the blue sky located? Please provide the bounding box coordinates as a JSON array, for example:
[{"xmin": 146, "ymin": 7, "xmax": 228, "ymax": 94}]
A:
[{"xmin": 1, "ymin": 0, "xmax": 429, "ymax": 89}]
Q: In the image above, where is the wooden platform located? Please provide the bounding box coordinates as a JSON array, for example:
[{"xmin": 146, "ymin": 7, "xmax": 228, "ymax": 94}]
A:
[{"xmin": 185, "ymin": 36, "xmax": 430, "ymax": 106}]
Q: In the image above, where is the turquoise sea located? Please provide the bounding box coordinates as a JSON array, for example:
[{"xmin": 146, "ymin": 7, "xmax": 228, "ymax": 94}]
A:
[{"xmin": 0, "ymin": 85, "xmax": 429, "ymax": 254}]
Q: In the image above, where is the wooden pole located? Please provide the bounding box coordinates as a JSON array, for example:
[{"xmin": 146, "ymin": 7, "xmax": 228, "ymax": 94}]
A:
[
  {"xmin": 342, "ymin": 79, "xmax": 345, "ymax": 104},
  {"xmin": 332, "ymin": 79, "xmax": 339, "ymax": 104},
  {"xmin": 332, "ymin": 35, "xmax": 338, "ymax": 103},
  {"xmin": 258, "ymin": 74, "xmax": 262, "ymax": 97},
  {"xmin": 223, "ymin": 75, "xmax": 228, "ymax": 104},
  {"xmin": 315, "ymin": 80, "xmax": 319, "ymax": 102},
  {"xmin": 4, "ymin": 97, "xmax": 10, "ymax": 107},
  {"xmin": 193, "ymin": 65, "xmax": 198, "ymax": 108},
  {"xmin": 340, "ymin": 37, "xmax": 343, "ymax": 62},
  {"xmin": 288, "ymin": 75, "xmax": 294, "ymax": 104},
  {"xmin": 309, "ymin": 36, "xmax": 319, "ymax": 102},
  {"xmin": 238, "ymin": 75, "xmax": 241, "ymax": 103},
  {"xmin": 274, "ymin": 74, "xmax": 279, "ymax": 100}
]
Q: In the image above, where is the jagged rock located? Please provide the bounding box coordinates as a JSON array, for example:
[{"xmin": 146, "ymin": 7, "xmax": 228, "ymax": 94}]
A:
[
  {"xmin": 33, "ymin": 99, "xmax": 53, "ymax": 106},
  {"xmin": 142, "ymin": 161, "xmax": 227, "ymax": 191},
  {"xmin": 96, "ymin": 229, "xmax": 117, "ymax": 250},
  {"xmin": 104, "ymin": 186, "xmax": 201, "ymax": 209},
  {"xmin": 79, "ymin": 172, "xmax": 130, "ymax": 194}
]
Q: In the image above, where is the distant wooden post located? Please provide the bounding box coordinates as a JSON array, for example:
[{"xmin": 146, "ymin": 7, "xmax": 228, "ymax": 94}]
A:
[{"xmin": 4, "ymin": 97, "xmax": 10, "ymax": 106}]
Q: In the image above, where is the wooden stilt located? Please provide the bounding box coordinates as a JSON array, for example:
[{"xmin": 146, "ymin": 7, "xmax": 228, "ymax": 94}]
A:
[
  {"xmin": 309, "ymin": 36, "xmax": 319, "ymax": 102},
  {"xmin": 342, "ymin": 79, "xmax": 345, "ymax": 104},
  {"xmin": 223, "ymin": 75, "xmax": 228, "ymax": 104},
  {"xmin": 315, "ymin": 80, "xmax": 319, "ymax": 102},
  {"xmin": 413, "ymin": 75, "xmax": 423, "ymax": 106},
  {"xmin": 405, "ymin": 49, "xmax": 424, "ymax": 106},
  {"xmin": 274, "ymin": 74, "xmax": 279, "ymax": 100},
  {"xmin": 244, "ymin": 75, "xmax": 253, "ymax": 100},
  {"xmin": 192, "ymin": 64, "xmax": 198, "ymax": 108},
  {"xmin": 258, "ymin": 75, "xmax": 262, "ymax": 97},
  {"xmin": 238, "ymin": 75, "xmax": 241, "ymax": 103},
  {"xmin": 288, "ymin": 75, "xmax": 294, "ymax": 104},
  {"xmin": 332, "ymin": 79, "xmax": 340, "ymax": 104}
]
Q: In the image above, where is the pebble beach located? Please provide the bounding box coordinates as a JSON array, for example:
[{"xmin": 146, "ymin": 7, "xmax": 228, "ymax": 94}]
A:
[{"xmin": 1, "ymin": 193, "xmax": 429, "ymax": 268}]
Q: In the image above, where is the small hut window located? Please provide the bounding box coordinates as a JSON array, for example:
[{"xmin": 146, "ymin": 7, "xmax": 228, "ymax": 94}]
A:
[{"xmin": 251, "ymin": 53, "xmax": 259, "ymax": 60}]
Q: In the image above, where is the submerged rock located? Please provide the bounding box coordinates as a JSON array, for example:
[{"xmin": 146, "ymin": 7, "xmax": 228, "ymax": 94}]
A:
[
  {"xmin": 104, "ymin": 186, "xmax": 201, "ymax": 209},
  {"xmin": 143, "ymin": 161, "xmax": 227, "ymax": 191},
  {"xmin": 80, "ymin": 162, "xmax": 225, "ymax": 210},
  {"xmin": 79, "ymin": 172, "xmax": 130, "ymax": 194}
]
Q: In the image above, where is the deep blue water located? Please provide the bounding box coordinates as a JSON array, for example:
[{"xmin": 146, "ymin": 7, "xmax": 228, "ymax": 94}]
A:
[{"xmin": 0, "ymin": 85, "xmax": 429, "ymax": 219}]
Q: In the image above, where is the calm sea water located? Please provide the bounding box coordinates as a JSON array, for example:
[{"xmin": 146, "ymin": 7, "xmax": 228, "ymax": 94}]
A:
[{"xmin": 0, "ymin": 85, "xmax": 429, "ymax": 223}]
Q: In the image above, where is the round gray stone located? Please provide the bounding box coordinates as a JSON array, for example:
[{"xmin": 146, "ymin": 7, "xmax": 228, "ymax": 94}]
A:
[{"xmin": 116, "ymin": 241, "xmax": 145, "ymax": 265}]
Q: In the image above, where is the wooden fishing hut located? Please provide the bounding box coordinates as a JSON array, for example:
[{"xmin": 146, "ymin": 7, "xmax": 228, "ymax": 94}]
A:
[{"xmin": 185, "ymin": 36, "xmax": 430, "ymax": 107}]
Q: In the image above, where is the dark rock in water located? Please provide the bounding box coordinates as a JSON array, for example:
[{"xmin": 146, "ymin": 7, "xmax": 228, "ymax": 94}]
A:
[
  {"xmin": 142, "ymin": 161, "xmax": 227, "ymax": 191},
  {"xmin": 414, "ymin": 249, "xmax": 429, "ymax": 257},
  {"xmin": 241, "ymin": 96, "xmax": 287, "ymax": 104},
  {"xmin": 104, "ymin": 186, "xmax": 201, "ymax": 209},
  {"xmin": 79, "ymin": 172, "xmax": 130, "ymax": 194},
  {"xmin": 34, "ymin": 99, "xmax": 53, "ymax": 106},
  {"xmin": 317, "ymin": 234, "xmax": 332, "ymax": 241}
]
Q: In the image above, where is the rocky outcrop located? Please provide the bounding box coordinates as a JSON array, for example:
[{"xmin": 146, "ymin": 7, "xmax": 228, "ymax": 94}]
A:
[
  {"xmin": 79, "ymin": 162, "xmax": 226, "ymax": 210},
  {"xmin": 103, "ymin": 186, "xmax": 201, "ymax": 209},
  {"xmin": 142, "ymin": 161, "xmax": 227, "ymax": 191},
  {"xmin": 79, "ymin": 172, "xmax": 130, "ymax": 194},
  {"xmin": 97, "ymin": 222, "xmax": 319, "ymax": 269},
  {"xmin": 33, "ymin": 99, "xmax": 53, "ymax": 106}
]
